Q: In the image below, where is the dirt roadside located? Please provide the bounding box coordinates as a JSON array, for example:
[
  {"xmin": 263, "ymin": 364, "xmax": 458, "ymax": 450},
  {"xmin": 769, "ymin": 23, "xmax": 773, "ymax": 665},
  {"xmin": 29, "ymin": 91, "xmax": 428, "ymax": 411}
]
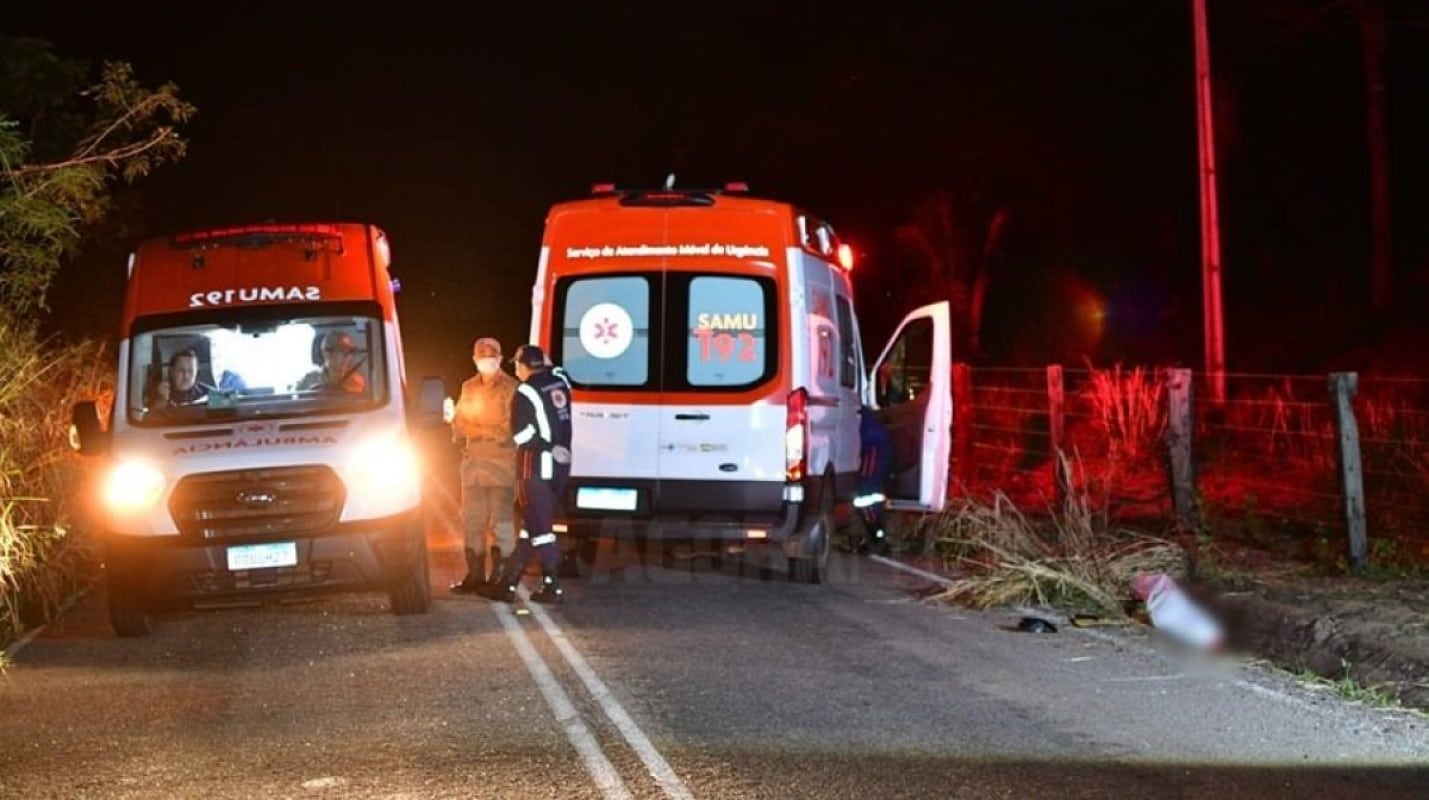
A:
[
  {"xmin": 878, "ymin": 509, "xmax": 1429, "ymax": 714},
  {"xmin": 1205, "ymin": 574, "xmax": 1429, "ymax": 712}
]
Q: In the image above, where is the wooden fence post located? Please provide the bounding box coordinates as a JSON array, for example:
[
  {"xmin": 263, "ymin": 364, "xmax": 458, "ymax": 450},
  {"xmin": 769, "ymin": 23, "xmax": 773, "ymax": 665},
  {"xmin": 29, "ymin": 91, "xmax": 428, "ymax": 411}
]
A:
[
  {"xmin": 1328, "ymin": 372, "xmax": 1369, "ymax": 572},
  {"xmin": 952, "ymin": 363, "xmax": 973, "ymax": 496},
  {"xmin": 1046, "ymin": 365, "xmax": 1068, "ymax": 507},
  {"xmin": 1164, "ymin": 368, "xmax": 1198, "ymax": 531}
]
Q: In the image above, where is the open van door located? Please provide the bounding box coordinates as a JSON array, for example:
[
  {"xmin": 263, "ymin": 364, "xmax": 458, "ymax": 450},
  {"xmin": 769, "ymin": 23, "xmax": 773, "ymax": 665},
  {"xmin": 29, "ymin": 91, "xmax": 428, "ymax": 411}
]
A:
[{"xmin": 867, "ymin": 301, "xmax": 952, "ymax": 512}]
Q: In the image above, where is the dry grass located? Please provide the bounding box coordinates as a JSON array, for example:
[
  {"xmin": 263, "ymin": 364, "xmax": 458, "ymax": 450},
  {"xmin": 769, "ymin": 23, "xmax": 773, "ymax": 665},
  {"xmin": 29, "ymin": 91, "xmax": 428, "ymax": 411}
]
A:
[
  {"xmin": 926, "ymin": 454, "xmax": 1185, "ymax": 616},
  {"xmin": 1080, "ymin": 364, "xmax": 1166, "ymax": 465},
  {"xmin": 0, "ymin": 323, "xmax": 111, "ymax": 648}
]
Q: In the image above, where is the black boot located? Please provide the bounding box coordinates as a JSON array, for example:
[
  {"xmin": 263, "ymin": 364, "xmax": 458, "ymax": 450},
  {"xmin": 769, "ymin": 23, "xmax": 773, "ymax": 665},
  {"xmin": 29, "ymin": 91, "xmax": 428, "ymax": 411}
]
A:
[
  {"xmin": 530, "ymin": 573, "xmax": 564, "ymax": 606},
  {"xmin": 867, "ymin": 526, "xmax": 889, "ymax": 556},
  {"xmin": 476, "ymin": 558, "xmax": 519, "ymax": 603},
  {"xmin": 450, "ymin": 548, "xmax": 486, "ymax": 593},
  {"xmin": 859, "ymin": 508, "xmax": 889, "ymax": 556}
]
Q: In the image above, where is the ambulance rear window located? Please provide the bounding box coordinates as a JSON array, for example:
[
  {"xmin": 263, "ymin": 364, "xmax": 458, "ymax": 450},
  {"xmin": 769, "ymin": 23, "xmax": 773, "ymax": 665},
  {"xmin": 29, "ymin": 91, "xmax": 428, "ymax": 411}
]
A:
[
  {"xmin": 683, "ymin": 276, "xmax": 773, "ymax": 388},
  {"xmin": 556, "ymin": 275, "xmax": 653, "ymax": 389}
]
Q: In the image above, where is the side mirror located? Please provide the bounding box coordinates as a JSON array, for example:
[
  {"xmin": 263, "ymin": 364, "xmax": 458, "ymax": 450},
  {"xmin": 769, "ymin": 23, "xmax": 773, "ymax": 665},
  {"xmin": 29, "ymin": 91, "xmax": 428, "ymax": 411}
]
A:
[
  {"xmin": 71, "ymin": 401, "xmax": 109, "ymax": 456},
  {"xmin": 415, "ymin": 376, "xmax": 448, "ymax": 428}
]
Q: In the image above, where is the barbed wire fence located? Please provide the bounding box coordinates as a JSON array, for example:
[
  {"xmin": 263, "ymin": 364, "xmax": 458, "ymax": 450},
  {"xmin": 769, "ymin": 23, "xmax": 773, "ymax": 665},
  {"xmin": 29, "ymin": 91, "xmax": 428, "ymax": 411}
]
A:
[{"xmin": 943, "ymin": 364, "xmax": 1429, "ymax": 570}]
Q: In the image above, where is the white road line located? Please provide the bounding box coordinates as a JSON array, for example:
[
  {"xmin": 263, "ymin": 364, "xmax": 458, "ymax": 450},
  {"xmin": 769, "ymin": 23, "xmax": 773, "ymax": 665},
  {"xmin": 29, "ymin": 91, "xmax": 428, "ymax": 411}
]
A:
[
  {"xmin": 431, "ymin": 483, "xmax": 629, "ymax": 797},
  {"xmin": 434, "ymin": 478, "xmax": 690, "ymax": 797},
  {"xmin": 492, "ymin": 602, "xmax": 633, "ymax": 800},
  {"xmin": 868, "ymin": 554, "xmax": 955, "ymax": 587},
  {"xmin": 521, "ymin": 588, "xmax": 696, "ymax": 800}
]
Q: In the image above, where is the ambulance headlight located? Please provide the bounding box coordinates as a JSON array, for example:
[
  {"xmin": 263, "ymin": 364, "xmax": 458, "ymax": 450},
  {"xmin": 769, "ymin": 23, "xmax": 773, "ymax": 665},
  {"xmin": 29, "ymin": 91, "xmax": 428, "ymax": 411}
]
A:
[
  {"xmin": 102, "ymin": 460, "xmax": 167, "ymax": 513},
  {"xmin": 348, "ymin": 434, "xmax": 421, "ymax": 509}
]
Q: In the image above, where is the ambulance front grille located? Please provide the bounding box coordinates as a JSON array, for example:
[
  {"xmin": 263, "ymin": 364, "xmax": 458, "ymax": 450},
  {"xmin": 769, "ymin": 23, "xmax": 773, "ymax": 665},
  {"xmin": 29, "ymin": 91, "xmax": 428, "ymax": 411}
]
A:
[{"xmin": 168, "ymin": 465, "xmax": 345, "ymax": 541}]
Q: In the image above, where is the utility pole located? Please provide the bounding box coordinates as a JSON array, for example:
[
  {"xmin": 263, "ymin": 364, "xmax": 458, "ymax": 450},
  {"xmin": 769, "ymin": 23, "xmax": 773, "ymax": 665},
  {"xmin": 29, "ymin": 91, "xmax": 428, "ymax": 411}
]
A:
[
  {"xmin": 1360, "ymin": 0, "xmax": 1392, "ymax": 313},
  {"xmin": 1193, "ymin": 0, "xmax": 1226, "ymax": 406}
]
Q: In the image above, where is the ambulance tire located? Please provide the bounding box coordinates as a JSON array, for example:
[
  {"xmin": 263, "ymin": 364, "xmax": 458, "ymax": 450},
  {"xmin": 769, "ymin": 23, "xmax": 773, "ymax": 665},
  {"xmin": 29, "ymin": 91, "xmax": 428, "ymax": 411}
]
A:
[
  {"xmin": 106, "ymin": 567, "xmax": 153, "ymax": 638},
  {"xmin": 789, "ymin": 479, "xmax": 834, "ymax": 585},
  {"xmin": 578, "ymin": 537, "xmax": 600, "ymax": 572},
  {"xmin": 833, "ymin": 504, "xmax": 865, "ymax": 553},
  {"xmin": 557, "ymin": 536, "xmax": 595, "ymax": 579},
  {"xmin": 708, "ymin": 542, "xmax": 725, "ymax": 572},
  {"xmin": 389, "ymin": 534, "xmax": 431, "ymax": 615}
]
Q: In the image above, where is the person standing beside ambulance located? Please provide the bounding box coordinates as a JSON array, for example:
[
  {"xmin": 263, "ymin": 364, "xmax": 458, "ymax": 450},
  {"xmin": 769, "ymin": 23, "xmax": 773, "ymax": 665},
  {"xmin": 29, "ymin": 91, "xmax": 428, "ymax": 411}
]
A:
[
  {"xmin": 447, "ymin": 337, "xmax": 519, "ymax": 593},
  {"xmin": 479, "ymin": 345, "xmax": 572, "ymax": 605}
]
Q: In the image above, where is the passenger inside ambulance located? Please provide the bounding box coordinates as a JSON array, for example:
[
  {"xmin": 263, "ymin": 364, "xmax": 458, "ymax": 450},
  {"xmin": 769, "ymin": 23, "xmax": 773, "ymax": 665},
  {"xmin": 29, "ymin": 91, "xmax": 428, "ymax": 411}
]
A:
[
  {"xmin": 147, "ymin": 347, "xmax": 216, "ymax": 409},
  {"xmin": 299, "ymin": 330, "xmax": 367, "ymax": 395}
]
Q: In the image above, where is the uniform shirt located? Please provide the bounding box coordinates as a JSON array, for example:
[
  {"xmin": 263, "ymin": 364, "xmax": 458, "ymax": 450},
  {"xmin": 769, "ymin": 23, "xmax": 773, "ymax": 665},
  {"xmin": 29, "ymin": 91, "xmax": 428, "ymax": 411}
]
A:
[
  {"xmin": 167, "ymin": 382, "xmax": 214, "ymax": 405},
  {"xmin": 453, "ymin": 369, "xmax": 518, "ymax": 486},
  {"xmin": 858, "ymin": 407, "xmax": 893, "ymax": 493},
  {"xmin": 296, "ymin": 368, "xmax": 366, "ymax": 394},
  {"xmin": 511, "ymin": 367, "xmax": 573, "ymax": 482}
]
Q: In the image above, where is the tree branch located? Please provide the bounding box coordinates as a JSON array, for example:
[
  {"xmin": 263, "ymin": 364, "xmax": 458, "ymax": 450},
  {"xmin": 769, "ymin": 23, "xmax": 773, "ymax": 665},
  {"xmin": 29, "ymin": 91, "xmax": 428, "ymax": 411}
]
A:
[
  {"xmin": 11, "ymin": 128, "xmax": 174, "ymax": 179},
  {"xmin": 74, "ymin": 92, "xmax": 169, "ymax": 162}
]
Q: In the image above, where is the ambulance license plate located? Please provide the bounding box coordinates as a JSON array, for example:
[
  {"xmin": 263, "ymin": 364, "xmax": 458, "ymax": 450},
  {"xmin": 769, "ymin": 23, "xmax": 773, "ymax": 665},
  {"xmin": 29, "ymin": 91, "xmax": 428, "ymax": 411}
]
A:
[
  {"xmin": 227, "ymin": 541, "xmax": 298, "ymax": 571},
  {"xmin": 576, "ymin": 487, "xmax": 638, "ymax": 511}
]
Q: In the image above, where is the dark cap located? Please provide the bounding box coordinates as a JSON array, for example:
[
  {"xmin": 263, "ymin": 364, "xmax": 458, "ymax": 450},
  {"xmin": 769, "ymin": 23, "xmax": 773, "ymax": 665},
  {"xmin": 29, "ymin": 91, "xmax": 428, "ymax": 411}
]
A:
[{"xmin": 511, "ymin": 344, "xmax": 549, "ymax": 367}]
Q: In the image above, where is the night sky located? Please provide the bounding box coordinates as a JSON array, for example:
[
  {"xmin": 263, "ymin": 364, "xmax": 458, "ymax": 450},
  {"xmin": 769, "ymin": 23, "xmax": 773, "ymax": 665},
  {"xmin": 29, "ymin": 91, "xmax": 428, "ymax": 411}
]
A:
[{"xmin": 8, "ymin": 1, "xmax": 1428, "ymax": 383}]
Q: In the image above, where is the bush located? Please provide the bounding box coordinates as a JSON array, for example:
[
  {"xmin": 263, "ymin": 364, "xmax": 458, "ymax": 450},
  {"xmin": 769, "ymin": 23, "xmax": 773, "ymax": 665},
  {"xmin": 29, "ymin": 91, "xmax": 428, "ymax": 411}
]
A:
[{"xmin": 0, "ymin": 322, "xmax": 111, "ymax": 647}]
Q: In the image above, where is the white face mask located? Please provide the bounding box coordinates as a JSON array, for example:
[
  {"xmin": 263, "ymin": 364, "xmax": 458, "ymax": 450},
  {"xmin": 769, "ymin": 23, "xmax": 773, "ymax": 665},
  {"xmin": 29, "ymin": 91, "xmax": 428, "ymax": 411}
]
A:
[{"xmin": 475, "ymin": 357, "xmax": 501, "ymax": 376}]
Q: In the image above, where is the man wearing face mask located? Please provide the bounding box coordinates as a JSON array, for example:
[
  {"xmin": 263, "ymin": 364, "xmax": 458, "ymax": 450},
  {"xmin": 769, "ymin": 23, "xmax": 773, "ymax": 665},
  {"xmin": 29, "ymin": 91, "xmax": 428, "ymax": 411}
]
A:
[{"xmin": 447, "ymin": 337, "xmax": 519, "ymax": 593}]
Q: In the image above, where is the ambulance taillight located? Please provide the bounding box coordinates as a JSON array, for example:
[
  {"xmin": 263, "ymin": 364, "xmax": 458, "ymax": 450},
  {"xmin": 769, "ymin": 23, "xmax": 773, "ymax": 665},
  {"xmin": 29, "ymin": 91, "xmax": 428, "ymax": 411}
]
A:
[{"xmin": 785, "ymin": 388, "xmax": 809, "ymax": 483}]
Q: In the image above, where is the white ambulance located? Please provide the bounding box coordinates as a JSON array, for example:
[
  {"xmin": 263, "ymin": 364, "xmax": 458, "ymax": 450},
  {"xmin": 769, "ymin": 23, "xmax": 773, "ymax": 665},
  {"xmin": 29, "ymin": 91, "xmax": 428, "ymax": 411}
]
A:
[
  {"xmin": 71, "ymin": 223, "xmax": 445, "ymax": 636},
  {"xmin": 528, "ymin": 183, "xmax": 954, "ymax": 582}
]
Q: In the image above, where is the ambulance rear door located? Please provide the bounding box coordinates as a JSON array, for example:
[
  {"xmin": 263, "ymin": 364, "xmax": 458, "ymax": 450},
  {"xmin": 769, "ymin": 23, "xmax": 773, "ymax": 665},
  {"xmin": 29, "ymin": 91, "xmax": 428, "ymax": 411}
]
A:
[
  {"xmin": 550, "ymin": 269, "xmax": 663, "ymax": 517},
  {"xmin": 656, "ymin": 270, "xmax": 786, "ymax": 501}
]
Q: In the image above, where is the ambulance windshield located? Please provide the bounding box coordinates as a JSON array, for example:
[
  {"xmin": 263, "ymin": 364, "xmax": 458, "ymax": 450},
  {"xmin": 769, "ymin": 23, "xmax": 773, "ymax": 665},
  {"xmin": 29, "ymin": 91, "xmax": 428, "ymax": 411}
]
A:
[{"xmin": 127, "ymin": 310, "xmax": 386, "ymax": 426}]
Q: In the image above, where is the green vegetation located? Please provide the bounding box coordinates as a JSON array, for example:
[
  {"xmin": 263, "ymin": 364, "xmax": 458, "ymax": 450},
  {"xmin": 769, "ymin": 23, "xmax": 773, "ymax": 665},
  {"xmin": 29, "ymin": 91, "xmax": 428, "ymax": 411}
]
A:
[
  {"xmin": 0, "ymin": 36, "xmax": 192, "ymax": 655},
  {"xmin": 1294, "ymin": 660, "xmax": 1405, "ymax": 710}
]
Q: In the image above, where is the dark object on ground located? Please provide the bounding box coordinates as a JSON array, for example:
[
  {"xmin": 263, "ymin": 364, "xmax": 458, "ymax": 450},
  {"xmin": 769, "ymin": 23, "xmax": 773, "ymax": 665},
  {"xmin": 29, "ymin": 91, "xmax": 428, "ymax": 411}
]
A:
[{"xmin": 1018, "ymin": 616, "xmax": 1058, "ymax": 633}]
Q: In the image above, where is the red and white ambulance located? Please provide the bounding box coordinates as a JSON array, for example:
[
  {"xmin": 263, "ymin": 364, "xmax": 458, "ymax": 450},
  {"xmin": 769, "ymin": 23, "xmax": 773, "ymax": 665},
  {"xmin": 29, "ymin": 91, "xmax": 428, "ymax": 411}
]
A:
[
  {"xmin": 528, "ymin": 183, "xmax": 953, "ymax": 582},
  {"xmin": 72, "ymin": 223, "xmax": 442, "ymax": 636}
]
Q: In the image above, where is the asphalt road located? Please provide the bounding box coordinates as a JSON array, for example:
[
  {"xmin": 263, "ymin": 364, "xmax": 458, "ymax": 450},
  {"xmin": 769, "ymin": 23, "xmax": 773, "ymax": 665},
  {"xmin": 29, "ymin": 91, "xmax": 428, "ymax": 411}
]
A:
[{"xmin": 2, "ymin": 488, "xmax": 1426, "ymax": 799}]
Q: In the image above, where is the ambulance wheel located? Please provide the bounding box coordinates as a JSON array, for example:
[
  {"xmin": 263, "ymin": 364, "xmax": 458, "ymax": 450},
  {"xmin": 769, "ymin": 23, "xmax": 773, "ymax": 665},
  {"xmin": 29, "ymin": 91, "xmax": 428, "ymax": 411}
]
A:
[
  {"xmin": 790, "ymin": 480, "xmax": 834, "ymax": 585},
  {"xmin": 389, "ymin": 535, "xmax": 431, "ymax": 615},
  {"xmin": 106, "ymin": 569, "xmax": 153, "ymax": 638},
  {"xmin": 105, "ymin": 554, "xmax": 155, "ymax": 634},
  {"xmin": 108, "ymin": 591, "xmax": 153, "ymax": 638},
  {"xmin": 579, "ymin": 537, "xmax": 600, "ymax": 571},
  {"xmin": 708, "ymin": 542, "xmax": 725, "ymax": 572},
  {"xmin": 558, "ymin": 538, "xmax": 594, "ymax": 579}
]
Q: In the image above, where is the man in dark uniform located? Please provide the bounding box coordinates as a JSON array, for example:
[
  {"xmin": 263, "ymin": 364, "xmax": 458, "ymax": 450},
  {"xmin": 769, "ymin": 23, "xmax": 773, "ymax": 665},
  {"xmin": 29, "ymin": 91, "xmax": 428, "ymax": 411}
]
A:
[
  {"xmin": 478, "ymin": 344, "xmax": 573, "ymax": 605},
  {"xmin": 854, "ymin": 405, "xmax": 893, "ymax": 555}
]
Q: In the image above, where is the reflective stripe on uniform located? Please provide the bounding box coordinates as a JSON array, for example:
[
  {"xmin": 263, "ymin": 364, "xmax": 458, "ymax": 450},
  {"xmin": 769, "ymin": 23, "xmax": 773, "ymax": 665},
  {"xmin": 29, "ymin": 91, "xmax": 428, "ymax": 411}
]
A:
[
  {"xmin": 517, "ymin": 383, "xmax": 552, "ymax": 442},
  {"xmin": 513, "ymin": 424, "xmax": 536, "ymax": 446},
  {"xmin": 518, "ymin": 528, "xmax": 530, "ymax": 539},
  {"xmin": 852, "ymin": 492, "xmax": 886, "ymax": 508},
  {"xmin": 540, "ymin": 451, "xmax": 553, "ymax": 479},
  {"xmin": 530, "ymin": 533, "xmax": 557, "ymax": 547}
]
